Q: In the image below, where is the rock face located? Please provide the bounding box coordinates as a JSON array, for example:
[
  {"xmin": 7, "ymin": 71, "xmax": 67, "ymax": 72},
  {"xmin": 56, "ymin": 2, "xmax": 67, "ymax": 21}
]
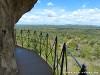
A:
[{"xmin": 0, "ymin": 0, "xmax": 37, "ymax": 75}]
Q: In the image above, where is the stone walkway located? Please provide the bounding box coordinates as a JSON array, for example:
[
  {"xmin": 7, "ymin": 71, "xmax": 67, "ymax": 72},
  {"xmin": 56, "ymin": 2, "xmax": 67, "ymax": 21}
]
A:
[{"xmin": 15, "ymin": 46, "xmax": 53, "ymax": 75}]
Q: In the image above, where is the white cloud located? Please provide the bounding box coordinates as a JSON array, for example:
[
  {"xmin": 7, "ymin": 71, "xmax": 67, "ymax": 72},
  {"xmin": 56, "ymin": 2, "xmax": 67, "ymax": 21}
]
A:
[
  {"xmin": 41, "ymin": 9, "xmax": 56, "ymax": 17},
  {"xmin": 18, "ymin": 14, "xmax": 42, "ymax": 24},
  {"xmin": 60, "ymin": 9, "xmax": 65, "ymax": 12},
  {"xmin": 47, "ymin": 2, "xmax": 54, "ymax": 6},
  {"xmin": 68, "ymin": 8, "xmax": 100, "ymax": 25},
  {"xmin": 17, "ymin": 8, "xmax": 100, "ymax": 26},
  {"xmin": 82, "ymin": 4, "xmax": 86, "ymax": 8},
  {"xmin": 59, "ymin": 15, "xmax": 66, "ymax": 19}
]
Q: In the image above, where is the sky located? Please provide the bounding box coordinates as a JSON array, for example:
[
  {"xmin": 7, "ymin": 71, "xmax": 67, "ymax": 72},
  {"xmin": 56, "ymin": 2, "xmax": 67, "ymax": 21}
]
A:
[{"xmin": 17, "ymin": 0, "xmax": 100, "ymax": 26}]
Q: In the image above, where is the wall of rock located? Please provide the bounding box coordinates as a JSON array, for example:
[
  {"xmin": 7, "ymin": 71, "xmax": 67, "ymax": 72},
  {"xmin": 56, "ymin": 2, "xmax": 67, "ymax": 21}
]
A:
[{"xmin": 0, "ymin": 0, "xmax": 37, "ymax": 75}]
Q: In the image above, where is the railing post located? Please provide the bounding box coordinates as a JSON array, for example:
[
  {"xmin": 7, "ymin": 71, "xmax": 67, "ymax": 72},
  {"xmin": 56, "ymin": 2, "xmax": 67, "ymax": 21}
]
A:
[
  {"xmin": 46, "ymin": 33, "xmax": 49, "ymax": 62},
  {"xmin": 21, "ymin": 30, "xmax": 23, "ymax": 47},
  {"xmin": 39, "ymin": 32, "xmax": 42, "ymax": 56},
  {"xmin": 27, "ymin": 30, "xmax": 30, "ymax": 49},
  {"xmin": 34, "ymin": 31, "xmax": 37, "ymax": 51},
  {"xmin": 65, "ymin": 46, "xmax": 68, "ymax": 75},
  {"xmin": 60, "ymin": 43, "xmax": 66, "ymax": 75},
  {"xmin": 78, "ymin": 64, "xmax": 88, "ymax": 75},
  {"xmin": 53, "ymin": 36, "xmax": 58, "ymax": 75}
]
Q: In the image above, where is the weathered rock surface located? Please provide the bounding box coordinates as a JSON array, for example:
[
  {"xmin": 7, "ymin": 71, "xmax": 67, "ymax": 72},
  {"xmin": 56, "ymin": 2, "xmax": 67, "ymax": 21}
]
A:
[{"xmin": 0, "ymin": 0, "xmax": 37, "ymax": 75}]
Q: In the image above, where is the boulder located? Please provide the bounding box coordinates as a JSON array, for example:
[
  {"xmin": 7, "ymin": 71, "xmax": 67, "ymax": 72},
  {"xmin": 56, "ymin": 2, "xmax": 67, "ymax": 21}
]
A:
[{"xmin": 0, "ymin": 0, "xmax": 37, "ymax": 75}]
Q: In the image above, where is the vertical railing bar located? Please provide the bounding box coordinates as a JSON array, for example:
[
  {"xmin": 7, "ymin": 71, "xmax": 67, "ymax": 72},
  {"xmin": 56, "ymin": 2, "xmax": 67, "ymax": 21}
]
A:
[
  {"xmin": 46, "ymin": 33, "xmax": 49, "ymax": 62},
  {"xmin": 17, "ymin": 30, "xmax": 21, "ymax": 45},
  {"xmin": 65, "ymin": 47, "xmax": 68, "ymax": 75},
  {"xmin": 50, "ymin": 44, "xmax": 53, "ymax": 65},
  {"xmin": 28, "ymin": 30, "xmax": 30, "ymax": 49},
  {"xmin": 57, "ymin": 49, "xmax": 59, "ymax": 75},
  {"xmin": 21, "ymin": 30, "xmax": 23, "ymax": 47},
  {"xmin": 53, "ymin": 36, "xmax": 57, "ymax": 75},
  {"xmin": 60, "ymin": 43, "xmax": 66, "ymax": 75},
  {"xmin": 34, "ymin": 31, "xmax": 37, "ymax": 52},
  {"xmin": 40, "ymin": 32, "xmax": 42, "ymax": 56},
  {"xmin": 56, "ymin": 36, "xmax": 59, "ymax": 75}
]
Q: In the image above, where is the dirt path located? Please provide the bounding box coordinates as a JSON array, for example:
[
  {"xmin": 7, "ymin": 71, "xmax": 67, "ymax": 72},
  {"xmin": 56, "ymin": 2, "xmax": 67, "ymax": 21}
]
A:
[{"xmin": 66, "ymin": 39, "xmax": 73, "ymax": 45}]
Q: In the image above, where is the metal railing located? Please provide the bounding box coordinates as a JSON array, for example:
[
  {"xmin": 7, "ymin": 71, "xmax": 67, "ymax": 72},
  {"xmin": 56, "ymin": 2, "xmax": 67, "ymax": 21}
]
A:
[{"xmin": 15, "ymin": 29, "xmax": 88, "ymax": 75}]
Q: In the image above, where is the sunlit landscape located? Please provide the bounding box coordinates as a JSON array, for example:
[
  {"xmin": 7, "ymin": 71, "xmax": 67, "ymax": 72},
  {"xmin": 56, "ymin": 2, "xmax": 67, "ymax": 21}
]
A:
[{"xmin": 15, "ymin": 25, "xmax": 100, "ymax": 75}]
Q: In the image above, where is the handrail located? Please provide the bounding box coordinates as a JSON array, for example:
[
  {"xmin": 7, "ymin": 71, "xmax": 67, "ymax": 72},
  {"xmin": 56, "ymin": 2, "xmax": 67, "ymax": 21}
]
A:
[
  {"xmin": 15, "ymin": 29, "xmax": 88, "ymax": 75},
  {"xmin": 57, "ymin": 36, "xmax": 82, "ymax": 68},
  {"xmin": 66, "ymin": 46, "xmax": 82, "ymax": 68}
]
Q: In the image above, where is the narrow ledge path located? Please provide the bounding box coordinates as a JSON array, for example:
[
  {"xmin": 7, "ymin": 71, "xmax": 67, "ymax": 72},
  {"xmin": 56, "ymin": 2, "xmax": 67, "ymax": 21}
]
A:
[{"xmin": 15, "ymin": 46, "xmax": 53, "ymax": 75}]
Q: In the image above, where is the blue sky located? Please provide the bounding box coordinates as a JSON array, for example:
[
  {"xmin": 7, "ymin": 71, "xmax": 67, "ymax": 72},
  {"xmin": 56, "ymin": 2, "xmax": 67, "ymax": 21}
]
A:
[{"xmin": 17, "ymin": 0, "xmax": 100, "ymax": 26}]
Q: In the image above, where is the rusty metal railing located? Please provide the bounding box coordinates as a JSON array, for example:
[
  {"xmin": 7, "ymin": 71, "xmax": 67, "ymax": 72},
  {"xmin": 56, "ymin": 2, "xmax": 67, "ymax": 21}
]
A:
[{"xmin": 15, "ymin": 29, "xmax": 88, "ymax": 75}]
